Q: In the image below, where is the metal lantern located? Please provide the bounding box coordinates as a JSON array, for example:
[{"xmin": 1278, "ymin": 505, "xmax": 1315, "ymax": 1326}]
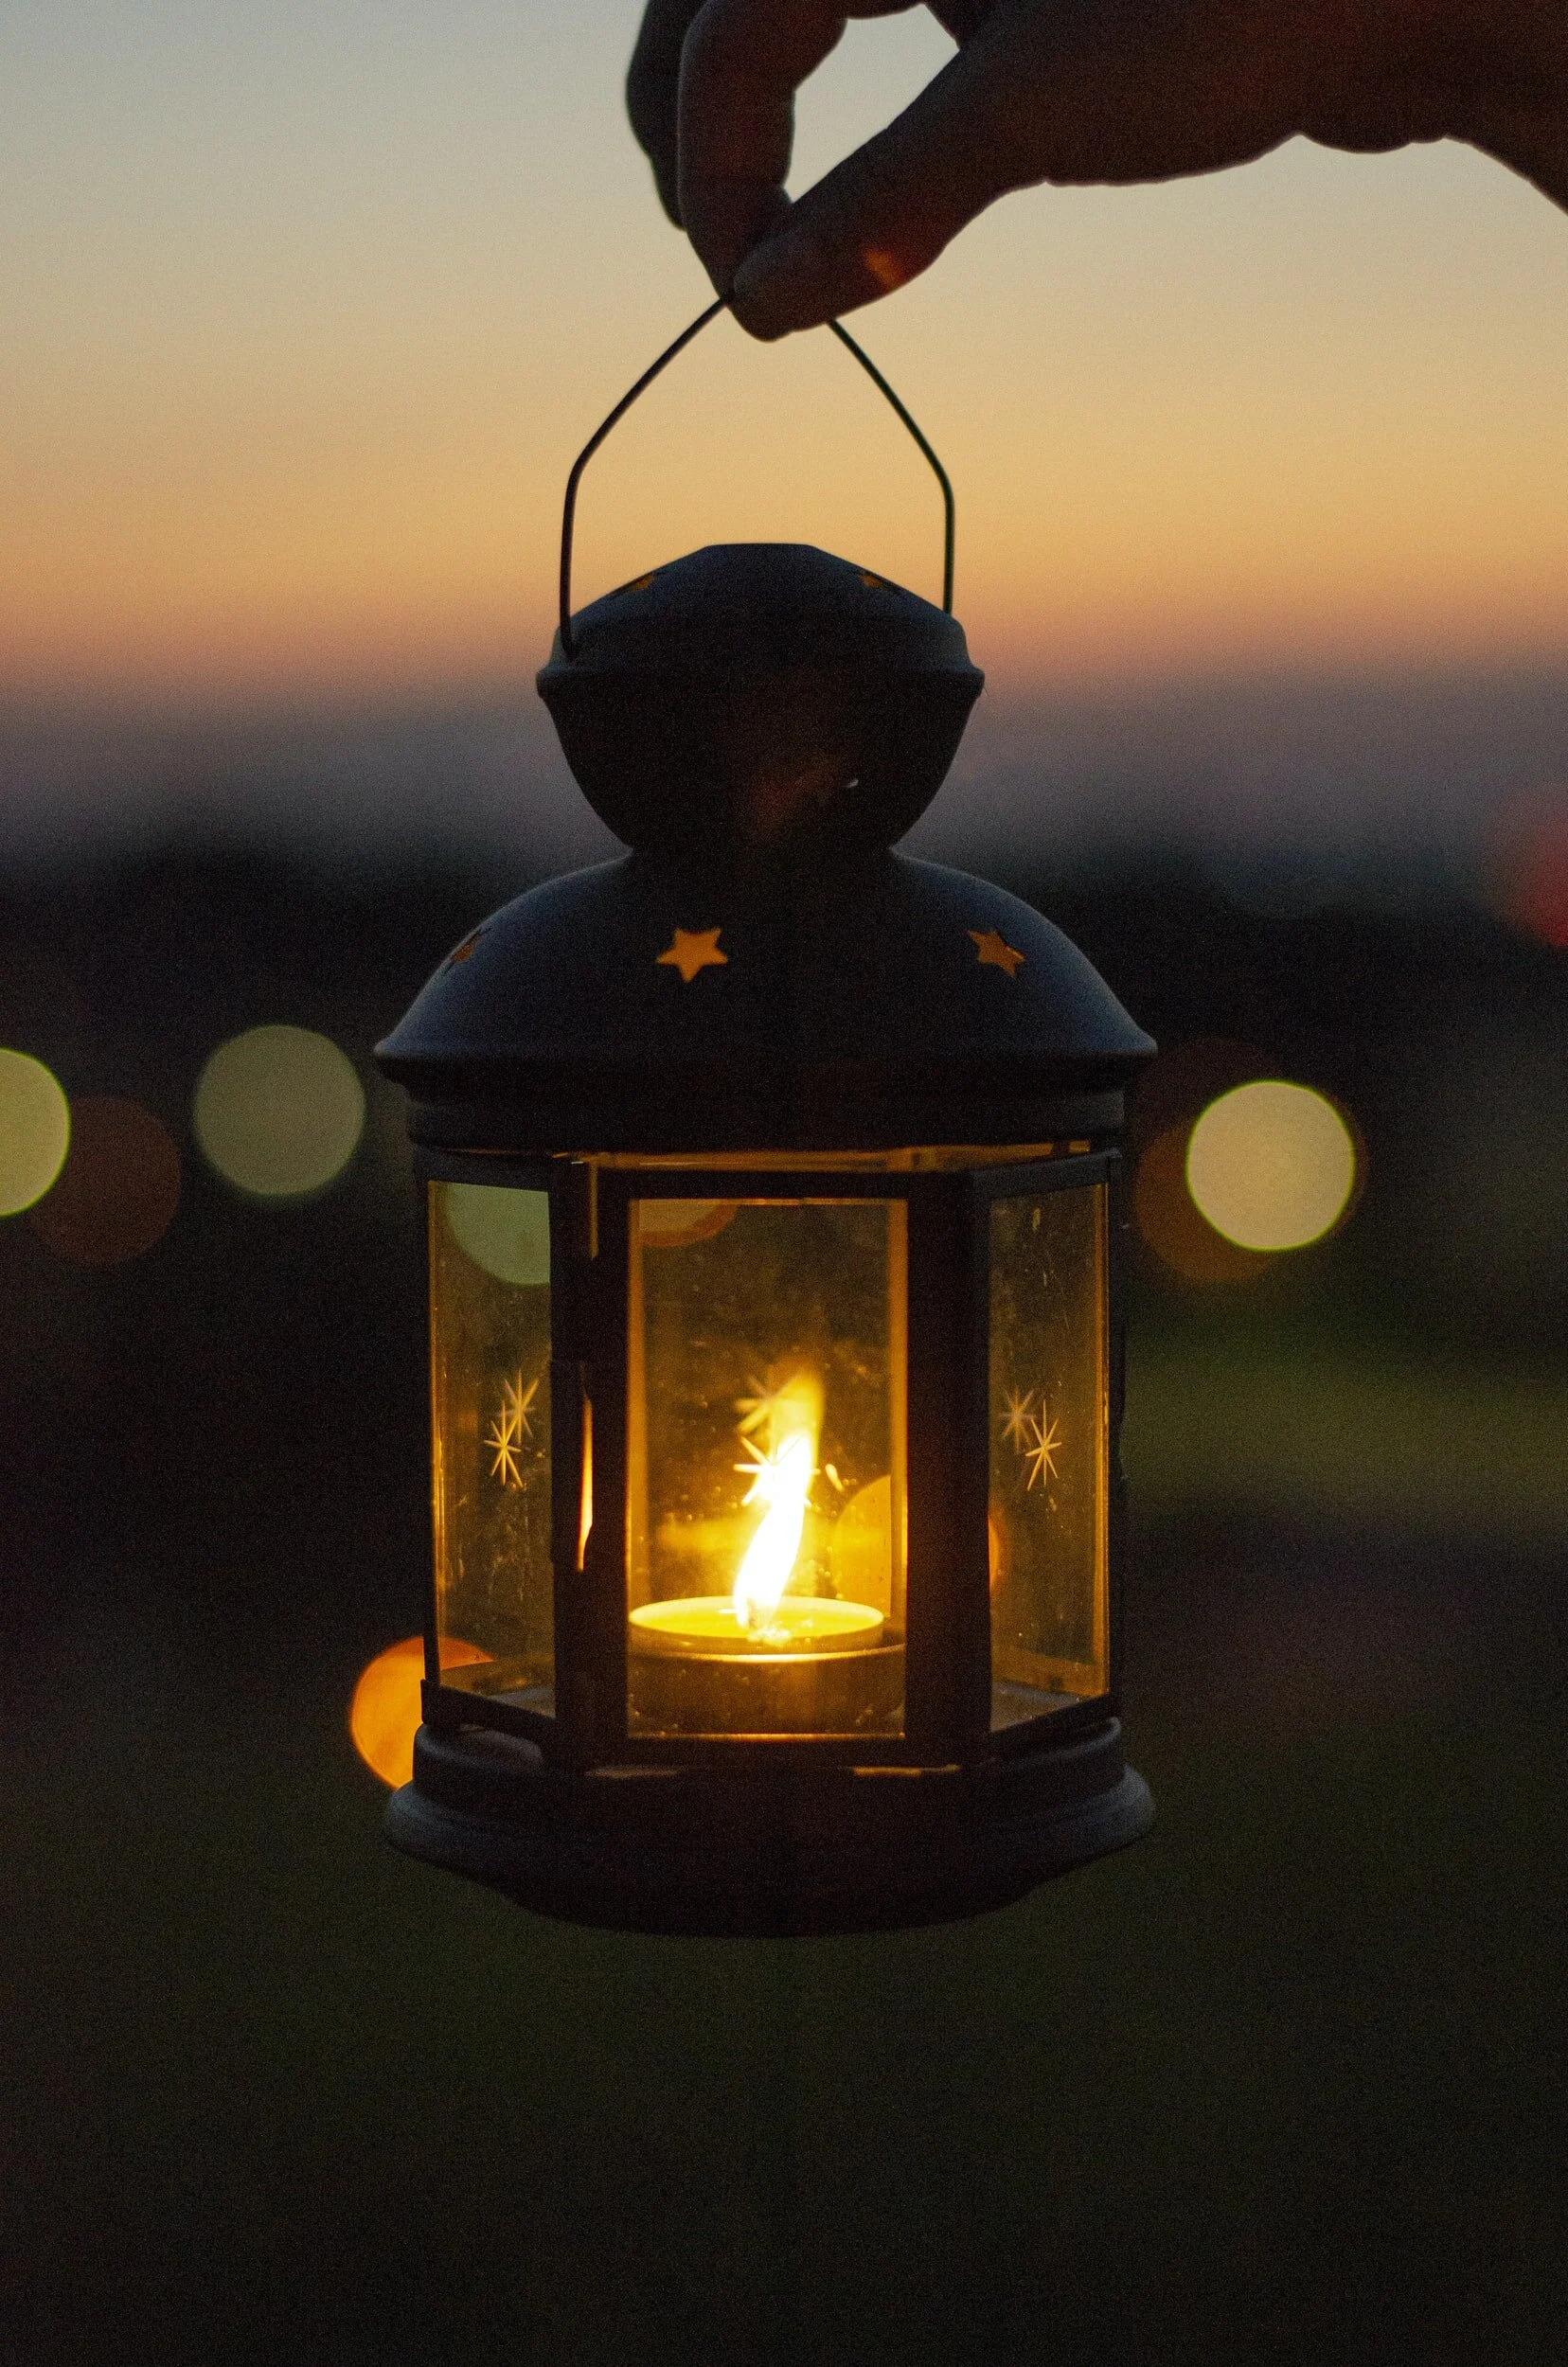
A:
[{"xmin": 375, "ymin": 308, "xmax": 1156, "ymax": 1935}]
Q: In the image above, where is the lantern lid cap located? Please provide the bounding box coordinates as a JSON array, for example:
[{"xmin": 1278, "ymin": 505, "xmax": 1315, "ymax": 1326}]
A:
[
  {"xmin": 536, "ymin": 543, "xmax": 984, "ymax": 858},
  {"xmin": 543, "ymin": 542, "xmax": 974, "ymax": 673}
]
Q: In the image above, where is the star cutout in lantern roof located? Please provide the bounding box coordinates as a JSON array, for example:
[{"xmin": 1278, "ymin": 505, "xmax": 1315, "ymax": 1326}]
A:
[
  {"xmin": 970, "ymin": 928, "xmax": 1025, "ymax": 977},
  {"xmin": 657, "ymin": 927, "xmax": 728, "ymax": 983}
]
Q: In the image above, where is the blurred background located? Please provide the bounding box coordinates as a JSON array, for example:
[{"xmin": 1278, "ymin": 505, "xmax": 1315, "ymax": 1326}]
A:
[{"xmin": 4, "ymin": 6, "xmax": 1566, "ymax": 2362}]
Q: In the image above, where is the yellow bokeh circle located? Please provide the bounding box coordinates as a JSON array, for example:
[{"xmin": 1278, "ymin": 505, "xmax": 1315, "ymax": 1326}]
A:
[
  {"xmin": 0, "ymin": 1049, "xmax": 71, "ymax": 1216},
  {"xmin": 445, "ymin": 1182, "xmax": 551, "ymax": 1284},
  {"xmin": 193, "ymin": 1024, "xmax": 365, "ymax": 1199},
  {"xmin": 1186, "ymin": 1080, "xmax": 1357, "ymax": 1252}
]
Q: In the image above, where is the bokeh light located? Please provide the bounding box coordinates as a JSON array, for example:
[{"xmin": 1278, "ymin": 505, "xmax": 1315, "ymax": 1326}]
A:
[
  {"xmin": 1134, "ymin": 1125, "xmax": 1273, "ymax": 1286},
  {"xmin": 446, "ymin": 1182, "xmax": 551, "ymax": 1283},
  {"xmin": 0, "ymin": 1049, "xmax": 70, "ymax": 1216},
  {"xmin": 29, "ymin": 1095, "xmax": 181, "ymax": 1264},
  {"xmin": 1128, "ymin": 1036, "xmax": 1270, "ymax": 1153},
  {"xmin": 637, "ymin": 1199, "xmax": 736, "ymax": 1250},
  {"xmin": 1186, "ymin": 1081, "xmax": 1359, "ymax": 1252},
  {"xmin": 193, "ymin": 1025, "xmax": 365, "ymax": 1200},
  {"xmin": 349, "ymin": 1636, "xmax": 490, "ymax": 1789},
  {"xmin": 1131, "ymin": 1038, "xmax": 1279, "ymax": 1282},
  {"xmin": 1488, "ymin": 791, "xmax": 1568, "ymax": 948}
]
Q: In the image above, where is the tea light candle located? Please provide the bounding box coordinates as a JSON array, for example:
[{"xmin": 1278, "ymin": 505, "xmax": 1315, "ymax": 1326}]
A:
[{"xmin": 629, "ymin": 1596, "xmax": 883, "ymax": 1652}]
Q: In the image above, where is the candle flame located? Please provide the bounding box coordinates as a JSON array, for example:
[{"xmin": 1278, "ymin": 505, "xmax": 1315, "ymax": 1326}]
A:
[{"xmin": 733, "ymin": 1373, "xmax": 821, "ymax": 1634}]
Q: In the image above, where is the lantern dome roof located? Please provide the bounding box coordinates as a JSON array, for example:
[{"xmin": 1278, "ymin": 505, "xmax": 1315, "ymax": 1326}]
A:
[
  {"xmin": 537, "ymin": 543, "xmax": 983, "ymax": 860},
  {"xmin": 377, "ymin": 848, "xmax": 1155, "ymax": 1153}
]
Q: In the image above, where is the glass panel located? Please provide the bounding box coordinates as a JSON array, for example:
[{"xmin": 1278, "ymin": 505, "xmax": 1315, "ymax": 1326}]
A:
[
  {"xmin": 988, "ymin": 1183, "xmax": 1108, "ymax": 1726},
  {"xmin": 626, "ymin": 1197, "xmax": 906, "ymax": 1737},
  {"xmin": 428, "ymin": 1182, "xmax": 554, "ymax": 1715}
]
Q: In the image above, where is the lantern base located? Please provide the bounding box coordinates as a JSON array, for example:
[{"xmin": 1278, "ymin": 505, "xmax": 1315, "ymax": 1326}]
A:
[{"xmin": 385, "ymin": 1720, "xmax": 1152, "ymax": 1937}]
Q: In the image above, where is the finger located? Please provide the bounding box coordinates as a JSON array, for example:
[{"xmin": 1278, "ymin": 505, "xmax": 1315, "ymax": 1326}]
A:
[
  {"xmin": 628, "ymin": 0, "xmax": 712, "ymax": 223},
  {"xmin": 724, "ymin": 27, "xmax": 1023, "ymax": 334},
  {"xmin": 726, "ymin": 0, "xmax": 1311, "ymax": 337},
  {"xmin": 677, "ymin": 0, "xmax": 875, "ymax": 292},
  {"xmin": 926, "ymin": 0, "xmax": 989, "ymax": 38}
]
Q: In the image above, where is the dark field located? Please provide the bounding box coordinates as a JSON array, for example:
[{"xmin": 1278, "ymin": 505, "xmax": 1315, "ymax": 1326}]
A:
[{"xmin": 3, "ymin": 841, "xmax": 1565, "ymax": 2365}]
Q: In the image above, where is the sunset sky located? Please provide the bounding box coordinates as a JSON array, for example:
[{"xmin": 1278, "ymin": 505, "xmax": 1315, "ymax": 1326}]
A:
[{"xmin": 6, "ymin": 2, "xmax": 1568, "ymax": 844}]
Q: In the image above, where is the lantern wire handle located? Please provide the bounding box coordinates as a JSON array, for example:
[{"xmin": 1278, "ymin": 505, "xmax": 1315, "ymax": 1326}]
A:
[
  {"xmin": 826, "ymin": 316, "xmax": 955, "ymax": 616},
  {"xmin": 557, "ymin": 296, "xmax": 957, "ymax": 656}
]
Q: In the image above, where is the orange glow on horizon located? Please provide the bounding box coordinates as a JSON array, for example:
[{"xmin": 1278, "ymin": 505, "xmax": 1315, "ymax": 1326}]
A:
[
  {"xmin": 10, "ymin": 400, "xmax": 1568, "ymax": 704},
  {"xmin": 8, "ymin": 17, "xmax": 1568, "ymax": 708}
]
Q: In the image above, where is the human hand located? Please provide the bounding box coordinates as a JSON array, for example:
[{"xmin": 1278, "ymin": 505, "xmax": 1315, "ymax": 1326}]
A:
[{"xmin": 627, "ymin": 0, "xmax": 1568, "ymax": 337}]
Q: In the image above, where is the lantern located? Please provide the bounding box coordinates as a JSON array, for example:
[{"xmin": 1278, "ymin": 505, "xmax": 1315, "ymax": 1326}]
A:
[{"xmin": 375, "ymin": 309, "xmax": 1156, "ymax": 1934}]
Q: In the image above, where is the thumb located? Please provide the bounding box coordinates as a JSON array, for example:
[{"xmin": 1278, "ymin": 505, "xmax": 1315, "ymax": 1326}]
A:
[{"xmin": 726, "ymin": 40, "xmax": 1023, "ymax": 337}]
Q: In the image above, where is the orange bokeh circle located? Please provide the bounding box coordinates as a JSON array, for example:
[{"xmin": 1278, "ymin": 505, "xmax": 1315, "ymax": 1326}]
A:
[
  {"xmin": 1134, "ymin": 1124, "xmax": 1274, "ymax": 1286},
  {"xmin": 349, "ymin": 1636, "xmax": 490, "ymax": 1789},
  {"xmin": 1491, "ymin": 800, "xmax": 1568, "ymax": 948},
  {"xmin": 29, "ymin": 1095, "xmax": 181, "ymax": 1264}
]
